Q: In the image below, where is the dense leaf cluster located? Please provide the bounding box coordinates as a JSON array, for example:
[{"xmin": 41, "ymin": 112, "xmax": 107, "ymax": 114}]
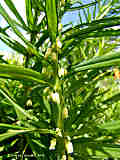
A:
[{"xmin": 0, "ymin": 0, "xmax": 120, "ymax": 159}]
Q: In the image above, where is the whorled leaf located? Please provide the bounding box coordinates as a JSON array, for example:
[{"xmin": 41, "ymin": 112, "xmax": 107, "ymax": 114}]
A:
[
  {"xmin": 0, "ymin": 33, "xmax": 28, "ymax": 56},
  {"xmin": 4, "ymin": 0, "xmax": 27, "ymax": 30},
  {"xmin": 0, "ymin": 3, "xmax": 39, "ymax": 57},
  {"xmin": 0, "ymin": 63, "xmax": 50, "ymax": 85},
  {"xmin": 70, "ymin": 51, "xmax": 120, "ymax": 73}
]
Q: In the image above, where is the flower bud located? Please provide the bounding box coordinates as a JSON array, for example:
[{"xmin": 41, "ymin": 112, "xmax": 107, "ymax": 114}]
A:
[
  {"xmin": 56, "ymin": 128, "xmax": 62, "ymax": 137},
  {"xmin": 45, "ymin": 48, "xmax": 52, "ymax": 59},
  {"xmin": 49, "ymin": 138, "xmax": 56, "ymax": 150},
  {"xmin": 51, "ymin": 52, "xmax": 57, "ymax": 62},
  {"xmin": 42, "ymin": 67, "xmax": 47, "ymax": 74},
  {"xmin": 51, "ymin": 92, "xmax": 60, "ymax": 104},
  {"xmin": 26, "ymin": 99, "xmax": 32, "ymax": 106},
  {"xmin": 43, "ymin": 87, "xmax": 50, "ymax": 94},
  {"xmin": 63, "ymin": 107, "xmax": 68, "ymax": 119},
  {"xmin": 62, "ymin": 154, "xmax": 67, "ymax": 160},
  {"xmin": 58, "ymin": 23, "xmax": 63, "ymax": 32},
  {"xmin": 18, "ymin": 84, "xmax": 23, "ymax": 89},
  {"xmin": 58, "ymin": 68, "xmax": 67, "ymax": 77},
  {"xmin": 56, "ymin": 38, "xmax": 62, "ymax": 49},
  {"xmin": 65, "ymin": 139, "xmax": 73, "ymax": 154}
]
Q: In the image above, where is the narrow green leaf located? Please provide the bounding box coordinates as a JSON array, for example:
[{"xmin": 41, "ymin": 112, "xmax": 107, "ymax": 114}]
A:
[
  {"xmin": 99, "ymin": 120, "xmax": 120, "ymax": 130},
  {"xmin": 26, "ymin": 134, "xmax": 49, "ymax": 158},
  {"xmin": 27, "ymin": 136, "xmax": 46, "ymax": 150},
  {"xmin": 71, "ymin": 58, "xmax": 120, "ymax": 73},
  {"xmin": 12, "ymin": 18, "xmax": 29, "ymax": 31},
  {"xmin": 0, "ymin": 26, "xmax": 10, "ymax": 35},
  {"xmin": 96, "ymin": 2, "xmax": 111, "ymax": 20},
  {"xmin": 0, "ymin": 129, "xmax": 33, "ymax": 142},
  {"xmin": 65, "ymin": 22, "xmax": 120, "ymax": 41},
  {"xmin": 0, "ymin": 123, "xmax": 28, "ymax": 130},
  {"xmin": 25, "ymin": 0, "xmax": 34, "ymax": 29},
  {"xmin": 0, "ymin": 63, "xmax": 50, "ymax": 85},
  {"xmin": 63, "ymin": 30, "xmax": 120, "ymax": 58},
  {"xmin": 74, "ymin": 140, "xmax": 120, "ymax": 158},
  {"xmin": 87, "ymin": 7, "xmax": 91, "ymax": 23},
  {"xmin": 4, "ymin": 0, "xmax": 27, "ymax": 28},
  {"xmin": 38, "ymin": 128, "xmax": 56, "ymax": 135},
  {"xmin": 0, "ymin": 127, "xmax": 55, "ymax": 143},
  {"xmin": 63, "ymin": 16, "xmax": 120, "ymax": 34},
  {"xmin": 72, "ymin": 51, "xmax": 120, "ymax": 69},
  {"xmin": 86, "ymin": 29, "xmax": 120, "ymax": 38},
  {"xmin": 102, "ymin": 93, "xmax": 120, "ymax": 105},
  {"xmin": 78, "ymin": 11, "xmax": 83, "ymax": 24},
  {"xmin": 32, "ymin": 139, "xmax": 46, "ymax": 149},
  {"xmin": 83, "ymin": 8, "xmax": 89, "ymax": 23},
  {"xmin": 0, "ymin": 3, "xmax": 38, "ymax": 57},
  {"xmin": 43, "ymin": 96, "xmax": 51, "ymax": 115},
  {"xmin": 0, "ymin": 3, "xmax": 28, "ymax": 44},
  {"xmin": 45, "ymin": 0, "xmax": 58, "ymax": 42},
  {"xmin": 93, "ymin": 3, "xmax": 97, "ymax": 19},
  {"xmin": 0, "ymin": 33, "xmax": 28, "ymax": 56},
  {"xmin": 35, "ymin": 30, "xmax": 49, "ymax": 48}
]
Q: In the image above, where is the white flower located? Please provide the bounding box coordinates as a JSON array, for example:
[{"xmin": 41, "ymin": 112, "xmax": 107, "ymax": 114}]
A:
[
  {"xmin": 26, "ymin": 99, "xmax": 32, "ymax": 106},
  {"xmin": 58, "ymin": 68, "xmax": 67, "ymax": 77},
  {"xmin": 56, "ymin": 38, "xmax": 62, "ymax": 48},
  {"xmin": 65, "ymin": 140, "xmax": 73, "ymax": 154},
  {"xmin": 45, "ymin": 48, "xmax": 52, "ymax": 59},
  {"xmin": 49, "ymin": 138, "xmax": 56, "ymax": 150},
  {"xmin": 51, "ymin": 92, "xmax": 60, "ymax": 104},
  {"xmin": 56, "ymin": 128, "xmax": 62, "ymax": 137},
  {"xmin": 62, "ymin": 154, "xmax": 67, "ymax": 160}
]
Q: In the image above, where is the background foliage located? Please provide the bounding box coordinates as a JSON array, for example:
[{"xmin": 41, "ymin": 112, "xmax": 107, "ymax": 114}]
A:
[{"xmin": 0, "ymin": 0, "xmax": 120, "ymax": 159}]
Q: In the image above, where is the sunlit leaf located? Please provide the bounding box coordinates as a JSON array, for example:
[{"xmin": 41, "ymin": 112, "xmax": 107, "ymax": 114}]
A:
[
  {"xmin": 0, "ymin": 63, "xmax": 49, "ymax": 85},
  {"xmin": 45, "ymin": 0, "xmax": 58, "ymax": 42},
  {"xmin": 99, "ymin": 120, "xmax": 120, "ymax": 130},
  {"xmin": 0, "ymin": 129, "xmax": 33, "ymax": 142},
  {"xmin": 25, "ymin": 0, "xmax": 34, "ymax": 30},
  {"xmin": 0, "ymin": 123, "xmax": 28, "ymax": 130},
  {"xmin": 71, "ymin": 51, "xmax": 120, "ymax": 73}
]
